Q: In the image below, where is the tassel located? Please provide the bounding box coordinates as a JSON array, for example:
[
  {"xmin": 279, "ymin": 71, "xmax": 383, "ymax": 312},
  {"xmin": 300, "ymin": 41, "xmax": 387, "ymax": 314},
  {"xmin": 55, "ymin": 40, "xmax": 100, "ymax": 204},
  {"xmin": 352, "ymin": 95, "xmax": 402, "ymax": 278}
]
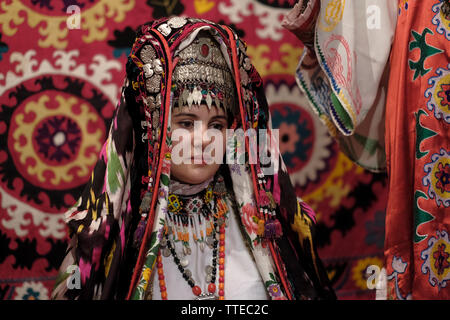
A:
[
  {"xmin": 258, "ymin": 191, "xmax": 270, "ymax": 207},
  {"xmin": 256, "ymin": 218, "xmax": 265, "ymax": 236},
  {"xmin": 133, "ymin": 215, "xmax": 147, "ymax": 248},
  {"xmin": 264, "ymin": 218, "xmax": 283, "ymax": 239},
  {"xmin": 134, "ymin": 191, "xmax": 152, "ymax": 248},
  {"xmin": 139, "ymin": 191, "xmax": 152, "ymax": 213}
]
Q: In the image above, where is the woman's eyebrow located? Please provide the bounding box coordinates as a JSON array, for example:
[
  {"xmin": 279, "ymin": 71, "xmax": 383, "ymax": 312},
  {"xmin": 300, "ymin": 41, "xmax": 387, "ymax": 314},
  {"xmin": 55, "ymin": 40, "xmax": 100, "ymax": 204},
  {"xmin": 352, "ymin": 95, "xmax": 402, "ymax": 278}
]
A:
[
  {"xmin": 172, "ymin": 113, "xmax": 198, "ymax": 118},
  {"xmin": 210, "ymin": 115, "xmax": 227, "ymax": 121}
]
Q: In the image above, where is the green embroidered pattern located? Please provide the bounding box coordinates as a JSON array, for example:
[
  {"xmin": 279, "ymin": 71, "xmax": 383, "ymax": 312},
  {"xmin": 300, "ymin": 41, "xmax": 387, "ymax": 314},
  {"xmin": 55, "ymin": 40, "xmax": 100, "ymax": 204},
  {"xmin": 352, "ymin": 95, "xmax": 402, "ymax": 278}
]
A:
[
  {"xmin": 415, "ymin": 109, "xmax": 437, "ymax": 159},
  {"xmin": 409, "ymin": 28, "xmax": 443, "ymax": 80},
  {"xmin": 413, "ymin": 190, "xmax": 435, "ymax": 243}
]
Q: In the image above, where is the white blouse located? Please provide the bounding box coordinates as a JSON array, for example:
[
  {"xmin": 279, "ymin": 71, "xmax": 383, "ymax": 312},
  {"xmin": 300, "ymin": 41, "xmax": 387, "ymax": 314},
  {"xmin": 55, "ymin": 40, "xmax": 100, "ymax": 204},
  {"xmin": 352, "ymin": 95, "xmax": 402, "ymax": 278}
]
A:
[{"xmin": 151, "ymin": 199, "xmax": 268, "ymax": 300}]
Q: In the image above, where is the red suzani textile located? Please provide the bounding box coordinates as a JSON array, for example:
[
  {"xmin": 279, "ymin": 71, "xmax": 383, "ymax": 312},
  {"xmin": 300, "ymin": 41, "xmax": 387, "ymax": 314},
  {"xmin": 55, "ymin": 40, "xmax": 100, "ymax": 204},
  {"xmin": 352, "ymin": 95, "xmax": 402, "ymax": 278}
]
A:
[{"xmin": 384, "ymin": 0, "xmax": 450, "ymax": 299}]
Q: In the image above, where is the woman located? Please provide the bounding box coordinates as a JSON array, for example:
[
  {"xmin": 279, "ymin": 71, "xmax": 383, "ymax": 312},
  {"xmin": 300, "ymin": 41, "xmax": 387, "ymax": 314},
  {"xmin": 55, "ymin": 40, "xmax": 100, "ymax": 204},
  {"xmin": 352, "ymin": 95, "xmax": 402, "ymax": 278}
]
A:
[{"xmin": 51, "ymin": 17, "xmax": 335, "ymax": 300}]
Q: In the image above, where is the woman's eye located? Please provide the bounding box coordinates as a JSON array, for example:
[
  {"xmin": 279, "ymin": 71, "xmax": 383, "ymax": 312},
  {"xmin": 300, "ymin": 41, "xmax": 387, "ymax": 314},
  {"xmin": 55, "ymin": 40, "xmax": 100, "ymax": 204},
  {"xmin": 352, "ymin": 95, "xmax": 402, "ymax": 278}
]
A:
[
  {"xmin": 178, "ymin": 121, "xmax": 194, "ymax": 129},
  {"xmin": 210, "ymin": 123, "xmax": 225, "ymax": 130}
]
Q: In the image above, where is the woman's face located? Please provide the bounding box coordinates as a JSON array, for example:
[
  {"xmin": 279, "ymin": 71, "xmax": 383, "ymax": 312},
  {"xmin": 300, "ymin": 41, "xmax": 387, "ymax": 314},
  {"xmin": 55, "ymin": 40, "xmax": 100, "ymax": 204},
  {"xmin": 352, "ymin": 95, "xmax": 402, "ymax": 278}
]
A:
[{"xmin": 170, "ymin": 104, "xmax": 228, "ymax": 184}]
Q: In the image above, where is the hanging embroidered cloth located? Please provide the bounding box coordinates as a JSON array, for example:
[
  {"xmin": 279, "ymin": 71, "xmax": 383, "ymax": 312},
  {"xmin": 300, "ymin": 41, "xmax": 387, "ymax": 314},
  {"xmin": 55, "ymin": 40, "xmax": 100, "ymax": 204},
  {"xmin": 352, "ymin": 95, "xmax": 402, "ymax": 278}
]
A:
[{"xmin": 285, "ymin": 0, "xmax": 450, "ymax": 299}]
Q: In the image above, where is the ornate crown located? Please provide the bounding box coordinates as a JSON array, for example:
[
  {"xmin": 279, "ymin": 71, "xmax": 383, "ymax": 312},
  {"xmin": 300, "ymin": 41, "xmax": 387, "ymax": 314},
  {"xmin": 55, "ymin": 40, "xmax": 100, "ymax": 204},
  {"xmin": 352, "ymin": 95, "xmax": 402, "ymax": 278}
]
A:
[{"xmin": 172, "ymin": 33, "xmax": 236, "ymax": 114}]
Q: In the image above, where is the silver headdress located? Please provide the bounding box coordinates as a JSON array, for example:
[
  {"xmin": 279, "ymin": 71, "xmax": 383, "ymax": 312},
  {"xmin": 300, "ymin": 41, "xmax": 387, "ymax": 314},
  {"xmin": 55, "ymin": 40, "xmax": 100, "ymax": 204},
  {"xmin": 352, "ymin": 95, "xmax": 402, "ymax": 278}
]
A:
[{"xmin": 172, "ymin": 33, "xmax": 236, "ymax": 113}]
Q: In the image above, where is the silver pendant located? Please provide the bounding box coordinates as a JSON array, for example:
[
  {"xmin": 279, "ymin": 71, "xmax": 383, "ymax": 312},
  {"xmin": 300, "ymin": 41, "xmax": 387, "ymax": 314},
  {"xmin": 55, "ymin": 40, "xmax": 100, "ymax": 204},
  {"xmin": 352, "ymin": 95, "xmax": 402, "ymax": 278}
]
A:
[
  {"xmin": 195, "ymin": 293, "xmax": 218, "ymax": 300},
  {"xmin": 162, "ymin": 247, "xmax": 171, "ymax": 257},
  {"xmin": 180, "ymin": 257, "xmax": 189, "ymax": 267},
  {"xmin": 183, "ymin": 246, "xmax": 192, "ymax": 256},
  {"xmin": 205, "ymin": 236, "xmax": 214, "ymax": 247},
  {"xmin": 205, "ymin": 265, "xmax": 213, "ymax": 275}
]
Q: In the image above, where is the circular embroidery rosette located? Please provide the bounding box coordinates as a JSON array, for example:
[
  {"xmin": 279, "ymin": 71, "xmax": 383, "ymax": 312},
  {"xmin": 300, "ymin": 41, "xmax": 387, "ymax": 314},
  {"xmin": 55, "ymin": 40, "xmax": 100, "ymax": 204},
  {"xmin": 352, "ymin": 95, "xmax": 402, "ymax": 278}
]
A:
[
  {"xmin": 265, "ymin": 83, "xmax": 333, "ymax": 187},
  {"xmin": 0, "ymin": 50, "xmax": 120, "ymax": 239},
  {"xmin": 421, "ymin": 230, "xmax": 450, "ymax": 290},
  {"xmin": 13, "ymin": 281, "xmax": 49, "ymax": 300},
  {"xmin": 424, "ymin": 64, "xmax": 450, "ymax": 124},
  {"xmin": 422, "ymin": 148, "xmax": 450, "ymax": 208},
  {"xmin": 431, "ymin": 1, "xmax": 450, "ymax": 40}
]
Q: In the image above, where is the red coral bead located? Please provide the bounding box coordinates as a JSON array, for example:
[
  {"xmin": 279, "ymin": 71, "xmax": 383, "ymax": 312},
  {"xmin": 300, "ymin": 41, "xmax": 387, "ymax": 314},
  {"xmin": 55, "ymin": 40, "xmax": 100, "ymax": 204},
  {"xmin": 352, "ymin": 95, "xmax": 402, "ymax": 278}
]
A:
[
  {"xmin": 192, "ymin": 286, "xmax": 202, "ymax": 296},
  {"xmin": 208, "ymin": 283, "xmax": 216, "ymax": 293}
]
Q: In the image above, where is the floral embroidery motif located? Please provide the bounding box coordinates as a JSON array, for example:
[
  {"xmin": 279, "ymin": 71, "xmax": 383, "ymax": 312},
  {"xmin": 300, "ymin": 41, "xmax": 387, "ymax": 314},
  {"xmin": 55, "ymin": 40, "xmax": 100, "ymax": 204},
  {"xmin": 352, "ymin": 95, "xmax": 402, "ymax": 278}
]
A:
[
  {"xmin": 421, "ymin": 230, "xmax": 450, "ymax": 290},
  {"xmin": 431, "ymin": 1, "xmax": 450, "ymax": 40},
  {"xmin": 424, "ymin": 64, "xmax": 450, "ymax": 123},
  {"xmin": 241, "ymin": 203, "xmax": 259, "ymax": 235},
  {"xmin": 423, "ymin": 148, "xmax": 450, "ymax": 207},
  {"xmin": 387, "ymin": 256, "xmax": 412, "ymax": 300},
  {"xmin": 435, "ymin": 162, "xmax": 450, "ymax": 194},
  {"xmin": 265, "ymin": 273, "xmax": 285, "ymax": 300},
  {"xmin": 434, "ymin": 244, "xmax": 450, "ymax": 275}
]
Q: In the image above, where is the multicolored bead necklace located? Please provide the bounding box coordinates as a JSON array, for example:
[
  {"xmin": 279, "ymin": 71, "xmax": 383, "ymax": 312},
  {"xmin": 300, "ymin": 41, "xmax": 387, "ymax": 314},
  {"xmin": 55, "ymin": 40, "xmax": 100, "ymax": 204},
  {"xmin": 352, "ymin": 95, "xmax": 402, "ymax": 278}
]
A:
[{"xmin": 158, "ymin": 175, "xmax": 228, "ymax": 300}]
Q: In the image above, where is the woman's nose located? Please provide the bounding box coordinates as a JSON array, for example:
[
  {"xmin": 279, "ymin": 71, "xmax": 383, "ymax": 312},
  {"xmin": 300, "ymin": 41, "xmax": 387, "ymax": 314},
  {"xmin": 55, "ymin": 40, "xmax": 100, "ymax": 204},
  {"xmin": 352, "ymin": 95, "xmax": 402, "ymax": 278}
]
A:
[{"xmin": 193, "ymin": 121, "xmax": 210, "ymax": 150}]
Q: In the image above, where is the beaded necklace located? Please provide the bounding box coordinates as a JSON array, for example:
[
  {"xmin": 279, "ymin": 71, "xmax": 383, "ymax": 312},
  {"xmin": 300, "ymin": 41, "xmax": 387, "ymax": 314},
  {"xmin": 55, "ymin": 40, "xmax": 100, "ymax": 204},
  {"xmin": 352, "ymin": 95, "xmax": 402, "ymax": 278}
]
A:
[{"xmin": 158, "ymin": 175, "xmax": 228, "ymax": 300}]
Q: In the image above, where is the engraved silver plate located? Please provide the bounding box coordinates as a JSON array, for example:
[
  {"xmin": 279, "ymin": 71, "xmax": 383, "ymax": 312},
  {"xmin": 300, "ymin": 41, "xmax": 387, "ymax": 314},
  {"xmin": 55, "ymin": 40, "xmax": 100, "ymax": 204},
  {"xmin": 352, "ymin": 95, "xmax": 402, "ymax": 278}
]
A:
[
  {"xmin": 168, "ymin": 17, "xmax": 187, "ymax": 29},
  {"xmin": 146, "ymin": 75, "xmax": 161, "ymax": 93},
  {"xmin": 195, "ymin": 293, "xmax": 218, "ymax": 300},
  {"xmin": 157, "ymin": 23, "xmax": 171, "ymax": 37},
  {"xmin": 162, "ymin": 247, "xmax": 171, "ymax": 257},
  {"xmin": 140, "ymin": 45, "xmax": 156, "ymax": 64}
]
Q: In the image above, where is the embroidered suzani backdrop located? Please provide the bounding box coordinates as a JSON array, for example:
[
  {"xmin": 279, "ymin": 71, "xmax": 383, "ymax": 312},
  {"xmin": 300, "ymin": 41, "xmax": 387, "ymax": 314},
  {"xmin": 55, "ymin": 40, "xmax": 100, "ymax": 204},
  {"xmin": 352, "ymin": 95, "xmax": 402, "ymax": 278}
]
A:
[{"xmin": 0, "ymin": 0, "xmax": 387, "ymax": 300}]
